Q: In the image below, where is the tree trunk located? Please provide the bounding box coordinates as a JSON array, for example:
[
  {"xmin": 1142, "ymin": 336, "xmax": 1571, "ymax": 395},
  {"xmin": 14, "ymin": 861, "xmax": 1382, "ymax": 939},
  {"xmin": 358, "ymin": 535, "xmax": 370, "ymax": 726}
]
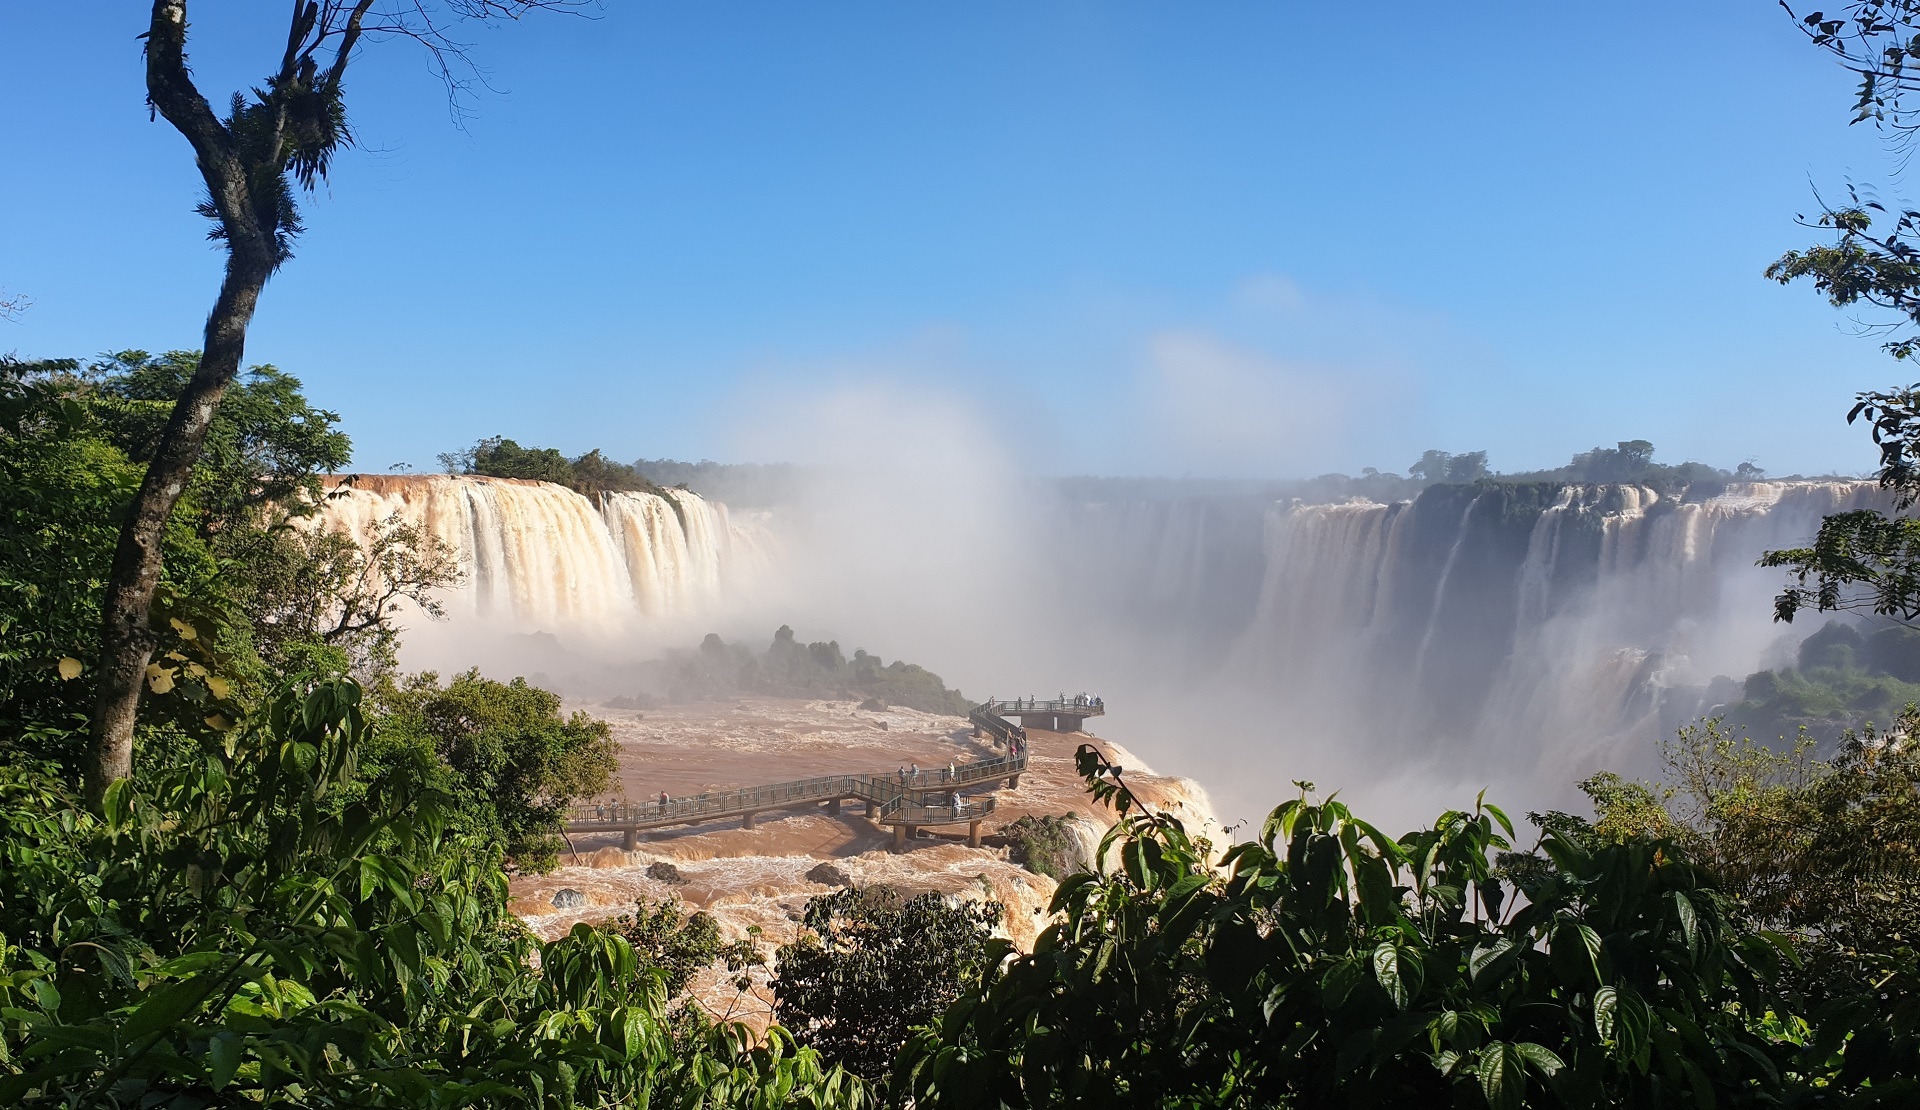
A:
[
  {"xmin": 87, "ymin": 0, "xmax": 277, "ymax": 808},
  {"xmin": 86, "ymin": 265, "xmax": 270, "ymax": 805}
]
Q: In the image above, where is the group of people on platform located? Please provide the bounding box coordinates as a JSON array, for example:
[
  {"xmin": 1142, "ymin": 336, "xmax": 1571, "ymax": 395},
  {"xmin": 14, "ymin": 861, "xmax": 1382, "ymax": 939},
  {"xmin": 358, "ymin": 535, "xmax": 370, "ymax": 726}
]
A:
[{"xmin": 993, "ymin": 693, "xmax": 1103, "ymax": 711}]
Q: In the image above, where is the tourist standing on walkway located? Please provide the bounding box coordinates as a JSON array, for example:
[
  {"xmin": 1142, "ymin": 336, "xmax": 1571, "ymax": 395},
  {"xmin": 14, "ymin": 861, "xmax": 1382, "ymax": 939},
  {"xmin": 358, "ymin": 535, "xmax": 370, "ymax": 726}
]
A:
[{"xmin": 657, "ymin": 790, "xmax": 668, "ymax": 816}]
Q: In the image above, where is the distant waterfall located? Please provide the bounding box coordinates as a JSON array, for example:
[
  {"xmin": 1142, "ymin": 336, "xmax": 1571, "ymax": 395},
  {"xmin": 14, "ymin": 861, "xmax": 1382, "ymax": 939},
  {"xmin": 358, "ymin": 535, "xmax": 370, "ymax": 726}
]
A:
[
  {"xmin": 315, "ymin": 475, "xmax": 773, "ymax": 630},
  {"xmin": 1238, "ymin": 480, "xmax": 1887, "ymax": 761}
]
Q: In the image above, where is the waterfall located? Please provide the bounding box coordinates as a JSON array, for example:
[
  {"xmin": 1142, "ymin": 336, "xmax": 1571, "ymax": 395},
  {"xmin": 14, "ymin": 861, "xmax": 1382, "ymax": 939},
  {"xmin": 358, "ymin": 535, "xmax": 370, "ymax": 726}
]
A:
[
  {"xmin": 1410, "ymin": 493, "xmax": 1484, "ymax": 686},
  {"xmin": 314, "ymin": 475, "xmax": 772, "ymax": 631},
  {"xmin": 1226, "ymin": 480, "xmax": 1892, "ymax": 770}
]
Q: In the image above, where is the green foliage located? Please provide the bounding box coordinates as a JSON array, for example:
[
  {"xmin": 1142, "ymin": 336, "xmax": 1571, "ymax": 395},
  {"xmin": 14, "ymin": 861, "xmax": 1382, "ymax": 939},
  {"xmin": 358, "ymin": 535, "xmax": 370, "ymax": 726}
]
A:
[
  {"xmin": 0, "ymin": 678, "xmax": 866, "ymax": 1107},
  {"xmin": 631, "ymin": 458, "xmax": 801, "ymax": 507},
  {"xmin": 222, "ymin": 509, "xmax": 461, "ymax": 681},
  {"xmin": 773, "ymin": 887, "xmax": 1000, "ymax": 1087},
  {"xmin": 651, "ymin": 627, "xmax": 973, "ymax": 715},
  {"xmin": 87, "ymin": 351, "xmax": 351, "ymax": 535},
  {"xmin": 442, "ymin": 437, "xmax": 664, "ymax": 498},
  {"xmin": 1409, "ymin": 449, "xmax": 1490, "ymax": 484},
  {"xmin": 1762, "ymin": 8, "xmax": 1920, "ymax": 629},
  {"xmin": 372, "ymin": 670, "xmax": 618, "ymax": 872},
  {"xmin": 1763, "ymin": 507, "xmax": 1920, "ymax": 623},
  {"xmin": 605, "ymin": 899, "xmax": 763, "ymax": 1000},
  {"xmin": 1001, "ymin": 814, "xmax": 1084, "ymax": 879},
  {"xmin": 1557, "ymin": 713, "xmax": 1920, "ymax": 1094},
  {"xmin": 1724, "ymin": 619, "xmax": 1920, "ymax": 740},
  {"xmin": 898, "ymin": 747, "xmax": 1887, "ymax": 1109},
  {"xmin": 0, "ymin": 357, "xmax": 263, "ymax": 763}
]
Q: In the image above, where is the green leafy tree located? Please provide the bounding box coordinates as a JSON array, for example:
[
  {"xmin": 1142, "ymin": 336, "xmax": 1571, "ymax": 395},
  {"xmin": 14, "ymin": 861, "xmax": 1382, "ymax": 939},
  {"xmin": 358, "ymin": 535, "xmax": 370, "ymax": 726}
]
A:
[
  {"xmin": 229, "ymin": 510, "xmax": 461, "ymax": 680},
  {"xmin": 1571, "ymin": 713, "xmax": 1920, "ymax": 1071},
  {"xmin": 1761, "ymin": 5, "xmax": 1920, "ymax": 627},
  {"xmin": 441, "ymin": 437, "xmax": 664, "ymax": 497},
  {"xmin": 1567, "ymin": 439, "xmax": 1657, "ymax": 483},
  {"xmin": 87, "ymin": 351, "xmax": 350, "ymax": 536},
  {"xmin": 774, "ymin": 887, "xmax": 1001, "ymax": 1087},
  {"xmin": 653, "ymin": 628, "xmax": 973, "ymax": 715},
  {"xmin": 0, "ymin": 678, "xmax": 867, "ymax": 1107},
  {"xmin": 1763, "ymin": 384, "xmax": 1920, "ymax": 622},
  {"xmin": 443, "ymin": 436, "xmax": 576, "ymax": 485},
  {"xmin": 0, "ymin": 359, "xmax": 248, "ymax": 766},
  {"xmin": 1408, "ymin": 449, "xmax": 1454, "ymax": 482},
  {"xmin": 900, "ymin": 747, "xmax": 1813, "ymax": 1109},
  {"xmin": 607, "ymin": 898, "xmax": 764, "ymax": 999},
  {"xmin": 0, "ymin": 355, "xmax": 436, "ymax": 767},
  {"xmin": 372, "ymin": 669, "xmax": 618, "ymax": 871},
  {"xmin": 1445, "ymin": 450, "xmax": 1491, "ymax": 483}
]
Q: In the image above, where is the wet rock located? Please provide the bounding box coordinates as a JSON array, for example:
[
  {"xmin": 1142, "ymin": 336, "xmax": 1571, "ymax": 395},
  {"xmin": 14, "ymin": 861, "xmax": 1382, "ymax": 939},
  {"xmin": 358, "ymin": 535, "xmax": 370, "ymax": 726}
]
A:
[
  {"xmin": 550, "ymin": 888, "xmax": 587, "ymax": 910},
  {"xmin": 805, "ymin": 861, "xmax": 853, "ymax": 887},
  {"xmin": 646, "ymin": 860, "xmax": 687, "ymax": 884}
]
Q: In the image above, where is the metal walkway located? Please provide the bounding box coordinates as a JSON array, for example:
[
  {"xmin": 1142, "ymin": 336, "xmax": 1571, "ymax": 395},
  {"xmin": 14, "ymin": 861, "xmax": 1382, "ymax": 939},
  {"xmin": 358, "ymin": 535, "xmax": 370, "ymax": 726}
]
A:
[{"xmin": 566, "ymin": 748, "xmax": 1028, "ymax": 850}]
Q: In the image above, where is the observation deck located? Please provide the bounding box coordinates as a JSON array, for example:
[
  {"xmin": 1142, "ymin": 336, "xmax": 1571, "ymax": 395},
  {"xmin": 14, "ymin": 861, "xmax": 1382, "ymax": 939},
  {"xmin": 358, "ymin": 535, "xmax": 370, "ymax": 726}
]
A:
[{"xmin": 978, "ymin": 694, "xmax": 1104, "ymax": 733}]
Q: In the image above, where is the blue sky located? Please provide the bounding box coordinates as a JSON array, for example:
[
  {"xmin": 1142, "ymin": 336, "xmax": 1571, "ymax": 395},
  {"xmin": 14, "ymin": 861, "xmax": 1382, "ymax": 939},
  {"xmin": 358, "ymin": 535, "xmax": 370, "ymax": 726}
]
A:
[{"xmin": 0, "ymin": 2, "xmax": 1905, "ymax": 477}]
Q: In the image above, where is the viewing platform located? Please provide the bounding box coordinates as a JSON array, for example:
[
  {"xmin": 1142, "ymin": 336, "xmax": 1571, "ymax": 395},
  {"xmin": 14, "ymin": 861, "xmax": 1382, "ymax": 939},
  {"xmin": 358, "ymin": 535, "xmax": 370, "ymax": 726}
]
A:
[{"xmin": 979, "ymin": 694, "xmax": 1104, "ymax": 733}]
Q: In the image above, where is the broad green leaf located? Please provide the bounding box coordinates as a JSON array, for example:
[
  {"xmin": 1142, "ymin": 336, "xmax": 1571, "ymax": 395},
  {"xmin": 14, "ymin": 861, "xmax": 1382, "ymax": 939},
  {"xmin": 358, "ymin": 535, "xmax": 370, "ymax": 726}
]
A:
[
  {"xmin": 1552, "ymin": 921, "xmax": 1604, "ymax": 986},
  {"xmin": 121, "ymin": 978, "xmax": 207, "ymax": 1041},
  {"xmin": 207, "ymin": 1031, "xmax": 242, "ymax": 1090},
  {"xmin": 1372, "ymin": 943, "xmax": 1407, "ymax": 1009},
  {"xmin": 1469, "ymin": 938, "xmax": 1518, "ymax": 986},
  {"xmin": 1513, "ymin": 1041, "xmax": 1564, "ymax": 1075},
  {"xmin": 1322, "ymin": 958, "xmax": 1366, "ymax": 1009},
  {"xmin": 1477, "ymin": 1042, "xmax": 1522, "ymax": 1110},
  {"xmin": 1671, "ymin": 891, "xmax": 1699, "ymax": 956},
  {"xmin": 1594, "ymin": 985, "xmax": 1618, "ymax": 1042}
]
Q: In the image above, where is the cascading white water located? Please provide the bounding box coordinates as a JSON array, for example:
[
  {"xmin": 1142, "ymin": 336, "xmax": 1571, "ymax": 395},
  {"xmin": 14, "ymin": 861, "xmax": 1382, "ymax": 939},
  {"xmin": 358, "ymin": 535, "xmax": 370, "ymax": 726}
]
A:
[
  {"xmin": 1236, "ymin": 480, "xmax": 1889, "ymax": 775},
  {"xmin": 1409, "ymin": 493, "xmax": 1483, "ymax": 686},
  {"xmin": 314, "ymin": 475, "xmax": 773, "ymax": 631}
]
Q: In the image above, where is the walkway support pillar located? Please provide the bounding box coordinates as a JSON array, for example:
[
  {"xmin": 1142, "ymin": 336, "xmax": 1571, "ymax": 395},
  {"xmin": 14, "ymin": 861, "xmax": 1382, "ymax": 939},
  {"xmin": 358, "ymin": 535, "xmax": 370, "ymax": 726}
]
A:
[
  {"xmin": 1009, "ymin": 774, "xmax": 1020, "ymax": 790},
  {"xmin": 893, "ymin": 824, "xmax": 906, "ymax": 851},
  {"xmin": 743, "ymin": 812, "xmax": 756, "ymax": 831},
  {"xmin": 968, "ymin": 820, "xmax": 982, "ymax": 848},
  {"xmin": 827, "ymin": 799, "xmax": 842, "ymax": 816},
  {"xmin": 623, "ymin": 828, "xmax": 638, "ymax": 851},
  {"xmin": 866, "ymin": 800, "xmax": 877, "ymax": 818}
]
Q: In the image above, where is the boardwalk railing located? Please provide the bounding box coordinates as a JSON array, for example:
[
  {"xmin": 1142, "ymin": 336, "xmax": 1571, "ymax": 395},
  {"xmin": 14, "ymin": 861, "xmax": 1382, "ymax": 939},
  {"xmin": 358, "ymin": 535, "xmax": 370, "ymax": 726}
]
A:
[
  {"xmin": 984, "ymin": 696, "xmax": 1104, "ymax": 716},
  {"xmin": 968, "ymin": 703, "xmax": 1023, "ymax": 746},
  {"xmin": 885, "ymin": 795, "xmax": 996, "ymax": 826},
  {"xmin": 567, "ymin": 753, "xmax": 1026, "ymax": 836},
  {"xmin": 565, "ymin": 696, "xmax": 1063, "ymax": 846}
]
